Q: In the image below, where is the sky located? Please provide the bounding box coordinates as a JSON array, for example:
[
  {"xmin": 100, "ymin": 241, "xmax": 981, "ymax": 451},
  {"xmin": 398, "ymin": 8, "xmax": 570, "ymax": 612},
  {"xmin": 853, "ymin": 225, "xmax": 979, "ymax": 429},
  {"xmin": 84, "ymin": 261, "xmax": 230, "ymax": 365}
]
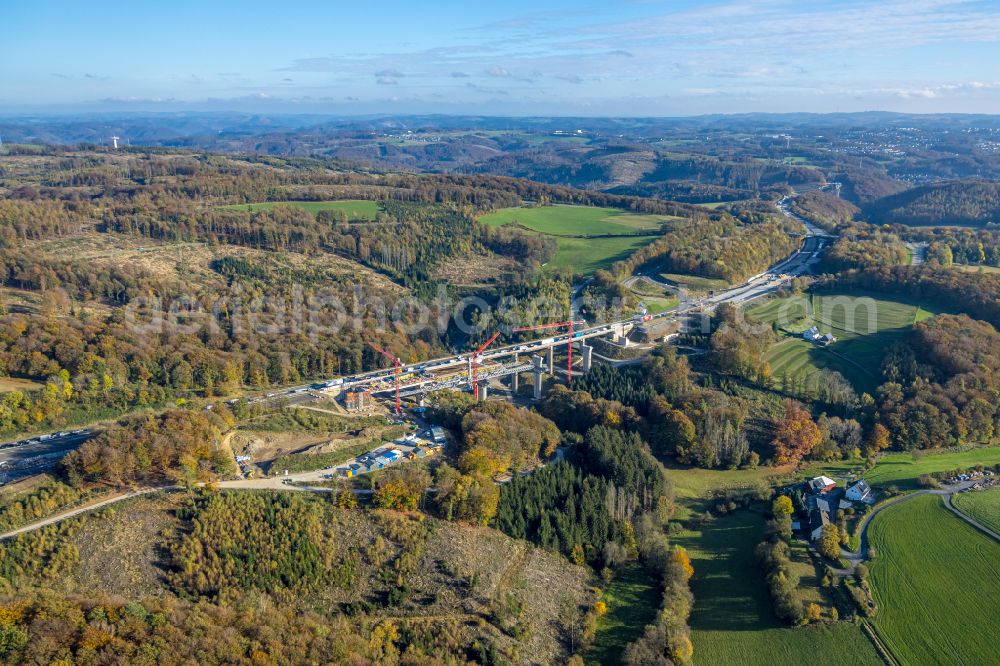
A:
[{"xmin": 3, "ymin": 0, "xmax": 1000, "ymax": 116}]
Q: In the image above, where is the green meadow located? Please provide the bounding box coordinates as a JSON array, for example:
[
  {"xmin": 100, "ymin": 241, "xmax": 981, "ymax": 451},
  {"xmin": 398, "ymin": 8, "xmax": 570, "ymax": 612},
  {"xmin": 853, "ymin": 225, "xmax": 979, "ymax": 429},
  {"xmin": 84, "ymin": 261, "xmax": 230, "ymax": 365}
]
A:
[
  {"xmin": 674, "ymin": 511, "xmax": 881, "ymax": 666},
  {"xmin": 479, "ymin": 205, "xmax": 674, "ymax": 274},
  {"xmin": 748, "ymin": 292, "xmax": 938, "ymax": 395},
  {"xmin": 586, "ymin": 564, "xmax": 661, "ymax": 665},
  {"xmin": 952, "ymin": 487, "xmax": 1000, "ymax": 533},
  {"xmin": 868, "ymin": 494, "xmax": 1000, "ymax": 666}
]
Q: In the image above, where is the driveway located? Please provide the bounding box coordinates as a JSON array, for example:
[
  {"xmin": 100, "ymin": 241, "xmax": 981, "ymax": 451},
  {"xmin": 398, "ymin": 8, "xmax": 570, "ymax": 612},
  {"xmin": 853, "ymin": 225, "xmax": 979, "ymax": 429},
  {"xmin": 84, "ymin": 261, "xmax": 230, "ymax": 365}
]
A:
[{"xmin": 839, "ymin": 480, "xmax": 982, "ymax": 568}]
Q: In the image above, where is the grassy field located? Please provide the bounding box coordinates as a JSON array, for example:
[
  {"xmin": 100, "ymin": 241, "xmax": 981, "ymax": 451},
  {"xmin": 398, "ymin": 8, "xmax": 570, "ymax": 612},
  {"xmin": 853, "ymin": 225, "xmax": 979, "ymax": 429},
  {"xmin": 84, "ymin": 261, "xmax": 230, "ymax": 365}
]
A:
[
  {"xmin": 657, "ymin": 272, "xmax": 729, "ymax": 293},
  {"xmin": 748, "ymin": 292, "xmax": 938, "ymax": 394},
  {"xmin": 952, "ymin": 488, "xmax": 1000, "ymax": 533},
  {"xmin": 691, "ymin": 201, "xmax": 741, "ymax": 209},
  {"xmin": 221, "ymin": 199, "xmax": 380, "ymax": 219},
  {"xmin": 641, "ymin": 296, "xmax": 681, "ymax": 314},
  {"xmin": 479, "ymin": 205, "xmax": 674, "ymax": 274},
  {"xmin": 861, "ymin": 447, "xmax": 1000, "ymax": 490},
  {"xmin": 586, "ymin": 564, "xmax": 661, "ymax": 665},
  {"xmin": 674, "ymin": 510, "xmax": 881, "ymax": 666},
  {"xmin": 868, "ymin": 494, "xmax": 1000, "ymax": 666},
  {"xmin": 546, "ymin": 235, "xmax": 655, "ymax": 274},
  {"xmin": 480, "ymin": 205, "xmax": 671, "ymax": 236}
]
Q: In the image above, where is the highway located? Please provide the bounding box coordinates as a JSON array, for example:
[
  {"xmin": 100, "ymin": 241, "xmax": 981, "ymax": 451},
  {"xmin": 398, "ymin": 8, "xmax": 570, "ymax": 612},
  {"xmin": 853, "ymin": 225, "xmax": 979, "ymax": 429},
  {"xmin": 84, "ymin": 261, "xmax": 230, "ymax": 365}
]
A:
[
  {"xmin": 254, "ymin": 192, "xmax": 829, "ymax": 401},
  {"xmin": 0, "ymin": 191, "xmax": 829, "ymax": 475},
  {"xmin": 0, "ymin": 430, "xmax": 94, "ymax": 483}
]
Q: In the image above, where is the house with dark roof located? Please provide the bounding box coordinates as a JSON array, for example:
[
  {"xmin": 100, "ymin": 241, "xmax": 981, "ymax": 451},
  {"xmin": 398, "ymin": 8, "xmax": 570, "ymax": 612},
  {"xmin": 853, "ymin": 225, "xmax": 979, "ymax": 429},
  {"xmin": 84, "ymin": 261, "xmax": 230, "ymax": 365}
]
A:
[
  {"xmin": 808, "ymin": 476, "xmax": 837, "ymax": 494},
  {"xmin": 809, "ymin": 508, "xmax": 831, "ymax": 540}
]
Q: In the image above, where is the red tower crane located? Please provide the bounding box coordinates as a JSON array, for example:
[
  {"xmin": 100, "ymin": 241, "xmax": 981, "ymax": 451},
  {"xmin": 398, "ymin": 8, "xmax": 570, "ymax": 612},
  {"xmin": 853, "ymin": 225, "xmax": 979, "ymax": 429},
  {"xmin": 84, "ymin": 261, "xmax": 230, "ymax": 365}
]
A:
[
  {"xmin": 512, "ymin": 320, "xmax": 585, "ymax": 381},
  {"xmin": 367, "ymin": 341, "xmax": 401, "ymax": 415},
  {"xmin": 470, "ymin": 331, "xmax": 502, "ymax": 399}
]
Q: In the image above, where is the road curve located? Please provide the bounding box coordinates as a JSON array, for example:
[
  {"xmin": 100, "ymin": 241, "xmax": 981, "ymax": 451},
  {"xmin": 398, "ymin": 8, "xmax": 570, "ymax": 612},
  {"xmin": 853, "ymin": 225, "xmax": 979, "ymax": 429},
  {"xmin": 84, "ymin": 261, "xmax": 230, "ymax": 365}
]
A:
[
  {"xmin": 840, "ymin": 481, "xmax": 980, "ymax": 566},
  {"xmin": 944, "ymin": 492, "xmax": 1000, "ymax": 542}
]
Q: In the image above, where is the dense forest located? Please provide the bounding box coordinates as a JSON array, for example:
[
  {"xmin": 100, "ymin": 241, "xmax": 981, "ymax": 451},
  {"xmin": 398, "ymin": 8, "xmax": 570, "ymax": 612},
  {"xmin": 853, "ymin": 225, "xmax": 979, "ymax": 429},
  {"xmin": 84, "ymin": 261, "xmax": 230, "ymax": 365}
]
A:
[
  {"xmin": 875, "ymin": 314, "xmax": 1000, "ymax": 450},
  {"xmin": 867, "ymin": 179, "xmax": 1000, "ymax": 227},
  {"xmin": 787, "ymin": 190, "xmax": 860, "ymax": 230},
  {"xmin": 612, "ymin": 214, "xmax": 803, "ymax": 283}
]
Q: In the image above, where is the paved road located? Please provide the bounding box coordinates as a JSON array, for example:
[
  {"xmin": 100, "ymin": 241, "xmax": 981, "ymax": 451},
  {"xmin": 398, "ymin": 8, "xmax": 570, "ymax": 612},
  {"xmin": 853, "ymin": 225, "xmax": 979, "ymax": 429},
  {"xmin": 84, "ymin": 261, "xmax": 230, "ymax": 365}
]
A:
[
  {"xmin": 944, "ymin": 492, "xmax": 1000, "ymax": 541},
  {"xmin": 839, "ymin": 481, "xmax": 981, "ymax": 568}
]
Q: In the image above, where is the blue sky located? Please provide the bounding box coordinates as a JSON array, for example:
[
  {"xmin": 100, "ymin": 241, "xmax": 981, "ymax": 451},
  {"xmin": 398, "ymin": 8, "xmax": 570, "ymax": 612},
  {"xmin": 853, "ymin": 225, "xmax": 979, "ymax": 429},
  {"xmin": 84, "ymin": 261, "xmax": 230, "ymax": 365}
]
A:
[{"xmin": 3, "ymin": 0, "xmax": 1000, "ymax": 115}]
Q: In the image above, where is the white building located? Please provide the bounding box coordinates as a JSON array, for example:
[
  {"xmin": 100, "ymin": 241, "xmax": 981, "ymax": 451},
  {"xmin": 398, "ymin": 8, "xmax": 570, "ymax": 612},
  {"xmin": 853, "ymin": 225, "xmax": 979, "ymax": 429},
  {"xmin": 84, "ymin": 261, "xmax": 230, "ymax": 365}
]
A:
[{"xmin": 846, "ymin": 480, "xmax": 873, "ymax": 503}]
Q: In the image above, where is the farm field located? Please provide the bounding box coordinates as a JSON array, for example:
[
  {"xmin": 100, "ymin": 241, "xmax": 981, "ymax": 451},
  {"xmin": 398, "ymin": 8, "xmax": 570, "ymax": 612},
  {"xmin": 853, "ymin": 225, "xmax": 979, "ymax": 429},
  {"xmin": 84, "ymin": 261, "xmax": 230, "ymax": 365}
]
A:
[
  {"xmin": 479, "ymin": 205, "xmax": 672, "ymax": 236},
  {"xmin": 546, "ymin": 235, "xmax": 653, "ymax": 274},
  {"xmin": 586, "ymin": 563, "xmax": 661, "ymax": 665},
  {"xmin": 748, "ymin": 292, "xmax": 939, "ymax": 394},
  {"xmin": 952, "ymin": 488, "xmax": 1000, "ymax": 533},
  {"xmin": 868, "ymin": 494, "xmax": 1000, "ymax": 666},
  {"xmin": 479, "ymin": 205, "xmax": 674, "ymax": 274},
  {"xmin": 674, "ymin": 510, "xmax": 881, "ymax": 666},
  {"xmin": 221, "ymin": 199, "xmax": 380, "ymax": 219}
]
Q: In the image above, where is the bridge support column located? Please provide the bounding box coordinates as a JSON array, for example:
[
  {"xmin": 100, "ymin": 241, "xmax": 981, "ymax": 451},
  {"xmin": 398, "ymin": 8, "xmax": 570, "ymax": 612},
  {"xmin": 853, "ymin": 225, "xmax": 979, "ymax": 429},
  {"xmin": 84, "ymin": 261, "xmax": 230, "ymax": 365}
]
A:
[
  {"xmin": 546, "ymin": 346, "xmax": 554, "ymax": 376},
  {"xmin": 532, "ymin": 356, "xmax": 544, "ymax": 400},
  {"xmin": 581, "ymin": 344, "xmax": 593, "ymax": 373},
  {"xmin": 510, "ymin": 354, "xmax": 519, "ymax": 392},
  {"xmin": 477, "ymin": 380, "xmax": 489, "ymax": 401}
]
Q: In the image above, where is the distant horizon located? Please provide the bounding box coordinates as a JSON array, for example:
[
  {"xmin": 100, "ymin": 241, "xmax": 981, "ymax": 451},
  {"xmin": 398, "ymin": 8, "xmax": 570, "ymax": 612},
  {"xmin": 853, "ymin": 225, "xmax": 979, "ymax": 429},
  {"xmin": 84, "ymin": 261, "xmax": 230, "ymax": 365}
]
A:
[
  {"xmin": 5, "ymin": 0, "xmax": 1000, "ymax": 116},
  {"xmin": 3, "ymin": 109, "xmax": 1000, "ymax": 121}
]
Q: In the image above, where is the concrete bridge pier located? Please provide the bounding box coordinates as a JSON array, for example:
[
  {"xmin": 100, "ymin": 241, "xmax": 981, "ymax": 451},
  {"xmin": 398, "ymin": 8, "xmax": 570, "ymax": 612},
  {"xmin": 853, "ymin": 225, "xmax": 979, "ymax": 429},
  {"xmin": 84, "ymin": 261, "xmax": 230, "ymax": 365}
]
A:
[
  {"xmin": 510, "ymin": 354, "xmax": 519, "ymax": 392},
  {"xmin": 546, "ymin": 346, "xmax": 554, "ymax": 376},
  {"xmin": 581, "ymin": 344, "xmax": 593, "ymax": 373},
  {"xmin": 532, "ymin": 356, "xmax": 544, "ymax": 400},
  {"xmin": 477, "ymin": 380, "xmax": 489, "ymax": 401}
]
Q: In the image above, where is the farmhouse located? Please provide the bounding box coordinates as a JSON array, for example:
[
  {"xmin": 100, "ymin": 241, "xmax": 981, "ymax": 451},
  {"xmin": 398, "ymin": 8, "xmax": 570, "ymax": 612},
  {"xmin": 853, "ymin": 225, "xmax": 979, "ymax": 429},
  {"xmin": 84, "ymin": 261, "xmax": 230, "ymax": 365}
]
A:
[
  {"xmin": 847, "ymin": 480, "xmax": 873, "ymax": 503},
  {"xmin": 808, "ymin": 475, "xmax": 837, "ymax": 494},
  {"xmin": 802, "ymin": 326, "xmax": 836, "ymax": 346}
]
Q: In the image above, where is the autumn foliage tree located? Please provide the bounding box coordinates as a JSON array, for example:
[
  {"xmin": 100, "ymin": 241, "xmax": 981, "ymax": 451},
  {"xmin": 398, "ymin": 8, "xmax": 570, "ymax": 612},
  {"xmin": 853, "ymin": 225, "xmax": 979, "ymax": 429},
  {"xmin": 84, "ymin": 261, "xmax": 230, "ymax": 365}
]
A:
[{"xmin": 770, "ymin": 400, "xmax": 822, "ymax": 465}]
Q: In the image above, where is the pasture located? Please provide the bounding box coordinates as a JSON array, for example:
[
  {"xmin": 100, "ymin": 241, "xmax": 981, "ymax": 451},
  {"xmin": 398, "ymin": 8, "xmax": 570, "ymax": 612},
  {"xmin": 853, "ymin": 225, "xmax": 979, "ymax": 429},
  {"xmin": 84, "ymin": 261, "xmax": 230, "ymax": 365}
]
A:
[
  {"xmin": 479, "ymin": 205, "xmax": 672, "ymax": 236},
  {"xmin": 748, "ymin": 292, "xmax": 938, "ymax": 394},
  {"xmin": 586, "ymin": 563, "xmax": 661, "ymax": 665},
  {"xmin": 479, "ymin": 205, "xmax": 673, "ymax": 274},
  {"xmin": 546, "ymin": 235, "xmax": 654, "ymax": 274},
  {"xmin": 952, "ymin": 488, "xmax": 1000, "ymax": 533},
  {"xmin": 222, "ymin": 200, "xmax": 380, "ymax": 219},
  {"xmin": 868, "ymin": 494, "xmax": 1000, "ymax": 666},
  {"xmin": 674, "ymin": 510, "xmax": 881, "ymax": 666}
]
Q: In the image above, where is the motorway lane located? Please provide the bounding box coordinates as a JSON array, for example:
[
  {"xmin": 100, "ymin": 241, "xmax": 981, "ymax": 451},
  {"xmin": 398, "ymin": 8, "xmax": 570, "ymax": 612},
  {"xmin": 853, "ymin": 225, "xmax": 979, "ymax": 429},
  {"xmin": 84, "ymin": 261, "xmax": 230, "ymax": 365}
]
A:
[
  {"xmin": 0, "ymin": 190, "xmax": 831, "ymax": 477},
  {"xmin": 0, "ymin": 431, "xmax": 95, "ymax": 483},
  {"xmin": 271, "ymin": 194, "xmax": 829, "ymax": 400}
]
